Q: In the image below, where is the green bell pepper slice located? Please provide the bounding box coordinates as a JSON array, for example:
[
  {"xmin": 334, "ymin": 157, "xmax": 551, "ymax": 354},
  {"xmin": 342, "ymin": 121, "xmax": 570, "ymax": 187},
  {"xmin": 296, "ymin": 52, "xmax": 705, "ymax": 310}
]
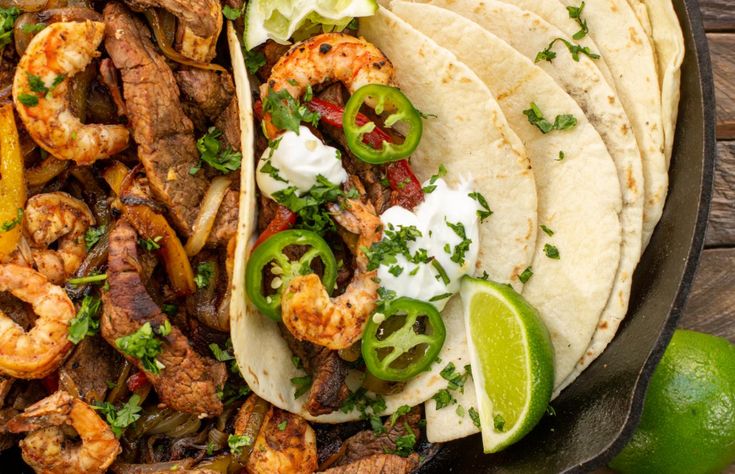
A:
[
  {"xmin": 245, "ymin": 229, "xmax": 337, "ymax": 321},
  {"xmin": 361, "ymin": 297, "xmax": 446, "ymax": 382},
  {"xmin": 342, "ymin": 84, "xmax": 423, "ymax": 164}
]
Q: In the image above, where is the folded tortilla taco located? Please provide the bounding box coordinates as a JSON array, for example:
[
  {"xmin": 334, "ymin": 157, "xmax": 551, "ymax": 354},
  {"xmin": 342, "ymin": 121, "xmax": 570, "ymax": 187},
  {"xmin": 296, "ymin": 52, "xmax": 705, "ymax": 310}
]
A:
[{"xmin": 230, "ymin": 5, "xmax": 538, "ymax": 423}]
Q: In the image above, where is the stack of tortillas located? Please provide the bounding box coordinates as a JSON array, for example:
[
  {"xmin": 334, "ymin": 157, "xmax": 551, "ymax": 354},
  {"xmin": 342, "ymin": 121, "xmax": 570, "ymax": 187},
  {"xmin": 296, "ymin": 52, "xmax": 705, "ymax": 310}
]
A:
[{"xmin": 358, "ymin": 0, "xmax": 684, "ymax": 442}]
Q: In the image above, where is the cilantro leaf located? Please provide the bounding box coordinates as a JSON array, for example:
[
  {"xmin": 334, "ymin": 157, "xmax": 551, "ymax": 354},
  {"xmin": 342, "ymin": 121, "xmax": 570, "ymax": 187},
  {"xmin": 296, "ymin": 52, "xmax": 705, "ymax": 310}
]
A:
[
  {"xmin": 210, "ymin": 342, "xmax": 235, "ymax": 362},
  {"xmin": 228, "ymin": 434, "xmax": 253, "ymax": 455},
  {"xmin": 17, "ymin": 93, "xmax": 38, "ymax": 107},
  {"xmin": 193, "ymin": 127, "xmax": 242, "ymax": 174},
  {"xmin": 67, "ymin": 295, "xmax": 101, "ymax": 344},
  {"xmin": 262, "ymin": 88, "xmax": 320, "ymax": 134},
  {"xmin": 468, "ymin": 407, "xmax": 481, "ymax": 428},
  {"xmin": 222, "ymin": 4, "xmax": 243, "ymax": 20},
  {"xmin": 94, "ymin": 394, "xmax": 143, "ymax": 437},
  {"xmin": 535, "ymin": 37, "xmax": 600, "ymax": 64},
  {"xmin": 468, "ymin": 191, "xmax": 493, "ymax": 222},
  {"xmin": 523, "ymin": 102, "xmax": 578, "ymax": 134},
  {"xmin": 291, "ymin": 375, "xmax": 313, "ymax": 398},
  {"xmin": 114, "ymin": 322, "xmax": 165, "ymax": 374},
  {"xmin": 432, "ymin": 389, "xmax": 454, "ymax": 409},
  {"xmin": 519, "ymin": 266, "xmax": 533, "ymax": 284},
  {"xmin": 194, "ymin": 261, "xmax": 215, "ymax": 289},
  {"xmin": 445, "ymin": 220, "xmax": 472, "ymax": 265},
  {"xmin": 541, "ymin": 224, "xmax": 555, "ymax": 237},
  {"xmin": 1, "ymin": 208, "xmax": 23, "ymax": 232},
  {"xmin": 544, "ymin": 243, "xmax": 561, "ymax": 260},
  {"xmin": 567, "ymin": 2, "xmax": 590, "ymax": 40},
  {"xmin": 245, "ymin": 48, "xmax": 266, "ymax": 75},
  {"xmin": 84, "ymin": 225, "xmax": 106, "ymax": 250}
]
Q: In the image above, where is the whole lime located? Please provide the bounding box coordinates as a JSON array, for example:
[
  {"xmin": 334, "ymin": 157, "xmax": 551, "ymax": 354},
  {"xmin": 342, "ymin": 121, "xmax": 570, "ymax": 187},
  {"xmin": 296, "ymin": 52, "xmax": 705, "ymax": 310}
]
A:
[{"xmin": 609, "ymin": 329, "xmax": 735, "ymax": 474}]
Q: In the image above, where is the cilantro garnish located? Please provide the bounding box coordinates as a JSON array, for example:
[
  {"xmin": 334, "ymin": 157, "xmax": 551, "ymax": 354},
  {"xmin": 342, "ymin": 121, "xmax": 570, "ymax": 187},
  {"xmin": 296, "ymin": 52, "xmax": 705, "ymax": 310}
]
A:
[
  {"xmin": 394, "ymin": 429, "xmax": 417, "ymax": 457},
  {"xmin": 534, "ymin": 37, "xmax": 600, "ymax": 63},
  {"xmin": 191, "ymin": 127, "xmax": 242, "ymax": 174},
  {"xmin": 84, "ymin": 225, "xmax": 106, "ymax": 250},
  {"xmin": 228, "ymin": 434, "xmax": 253, "ymax": 455},
  {"xmin": 0, "ymin": 7, "xmax": 19, "ymax": 50},
  {"xmin": 432, "ymin": 389, "xmax": 454, "ymax": 409},
  {"xmin": 557, "ymin": 151, "xmax": 566, "ymax": 161},
  {"xmin": 445, "ymin": 220, "xmax": 472, "ymax": 265},
  {"xmin": 139, "ymin": 236, "xmax": 162, "ymax": 251},
  {"xmin": 541, "ymin": 224, "xmax": 555, "ymax": 237},
  {"xmin": 67, "ymin": 295, "xmax": 101, "ymax": 344},
  {"xmin": 114, "ymin": 322, "xmax": 168, "ymax": 374},
  {"xmin": 519, "ymin": 266, "xmax": 534, "ymax": 284},
  {"xmin": 278, "ymin": 420, "xmax": 288, "ymax": 431},
  {"xmin": 20, "ymin": 22, "xmax": 45, "ymax": 34},
  {"xmin": 222, "ymin": 4, "xmax": 243, "ymax": 20},
  {"xmin": 339, "ymin": 388, "xmax": 386, "ymax": 434},
  {"xmin": 544, "ymin": 243, "xmax": 561, "ymax": 260},
  {"xmin": 494, "ymin": 414, "xmax": 506, "ymax": 432},
  {"xmin": 290, "ymin": 375, "xmax": 313, "ymax": 398},
  {"xmin": 209, "ymin": 342, "xmax": 235, "ymax": 362},
  {"xmin": 245, "ymin": 48, "xmax": 266, "ymax": 75},
  {"xmin": 422, "ymin": 164, "xmax": 447, "ymax": 194},
  {"xmin": 94, "ymin": 394, "xmax": 143, "ymax": 438},
  {"xmin": 262, "ymin": 88, "xmax": 320, "ymax": 134},
  {"xmin": 194, "ymin": 261, "xmax": 215, "ymax": 289},
  {"xmin": 365, "ymin": 223, "xmax": 425, "ymax": 271},
  {"xmin": 0, "ymin": 208, "xmax": 23, "ymax": 232},
  {"xmin": 523, "ymin": 102, "xmax": 578, "ymax": 134},
  {"xmin": 567, "ymin": 2, "xmax": 590, "ymax": 40},
  {"xmin": 468, "ymin": 191, "xmax": 493, "ymax": 222},
  {"xmin": 469, "ymin": 407, "xmax": 481, "ymax": 428},
  {"xmin": 272, "ymin": 176, "xmax": 353, "ymax": 234}
]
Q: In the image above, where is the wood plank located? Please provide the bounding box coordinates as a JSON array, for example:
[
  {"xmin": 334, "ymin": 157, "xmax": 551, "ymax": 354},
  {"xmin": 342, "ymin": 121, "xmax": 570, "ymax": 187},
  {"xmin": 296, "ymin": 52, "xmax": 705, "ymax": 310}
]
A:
[
  {"xmin": 705, "ymin": 141, "xmax": 735, "ymax": 246},
  {"xmin": 679, "ymin": 248, "xmax": 735, "ymax": 342},
  {"xmin": 708, "ymin": 34, "xmax": 735, "ymax": 139},
  {"xmin": 709, "ymin": 33, "xmax": 735, "ymax": 138},
  {"xmin": 699, "ymin": 0, "xmax": 735, "ymax": 32}
]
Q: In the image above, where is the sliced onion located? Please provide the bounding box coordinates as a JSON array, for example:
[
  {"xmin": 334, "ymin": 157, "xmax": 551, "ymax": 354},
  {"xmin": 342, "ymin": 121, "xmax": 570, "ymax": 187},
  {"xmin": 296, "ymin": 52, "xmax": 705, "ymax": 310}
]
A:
[
  {"xmin": 185, "ymin": 176, "xmax": 231, "ymax": 257},
  {"xmin": 112, "ymin": 459, "xmax": 196, "ymax": 474}
]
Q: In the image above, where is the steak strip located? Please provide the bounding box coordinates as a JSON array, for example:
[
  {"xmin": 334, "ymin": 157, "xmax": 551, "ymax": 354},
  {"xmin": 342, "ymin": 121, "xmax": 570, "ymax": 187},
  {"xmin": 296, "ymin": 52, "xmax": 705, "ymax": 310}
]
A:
[
  {"xmin": 104, "ymin": 2, "xmax": 236, "ymax": 245},
  {"xmin": 102, "ymin": 219, "xmax": 226, "ymax": 416}
]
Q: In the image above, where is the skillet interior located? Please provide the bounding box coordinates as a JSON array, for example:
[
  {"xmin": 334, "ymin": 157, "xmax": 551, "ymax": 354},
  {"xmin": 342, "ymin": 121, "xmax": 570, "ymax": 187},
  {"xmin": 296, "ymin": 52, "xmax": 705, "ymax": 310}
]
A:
[{"xmin": 417, "ymin": 0, "xmax": 716, "ymax": 471}]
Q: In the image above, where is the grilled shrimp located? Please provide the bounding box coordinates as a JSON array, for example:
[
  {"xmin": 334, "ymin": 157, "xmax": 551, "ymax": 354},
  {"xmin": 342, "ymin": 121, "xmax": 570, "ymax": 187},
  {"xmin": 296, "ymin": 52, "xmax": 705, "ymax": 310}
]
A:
[
  {"xmin": 7, "ymin": 390, "xmax": 121, "ymax": 474},
  {"xmin": 282, "ymin": 198, "xmax": 382, "ymax": 350},
  {"xmin": 234, "ymin": 394, "xmax": 318, "ymax": 474},
  {"xmin": 13, "ymin": 21, "xmax": 129, "ymax": 164},
  {"xmin": 24, "ymin": 192, "xmax": 95, "ymax": 285},
  {"xmin": 0, "ymin": 264, "xmax": 75, "ymax": 379},
  {"xmin": 261, "ymin": 33, "xmax": 395, "ymax": 138}
]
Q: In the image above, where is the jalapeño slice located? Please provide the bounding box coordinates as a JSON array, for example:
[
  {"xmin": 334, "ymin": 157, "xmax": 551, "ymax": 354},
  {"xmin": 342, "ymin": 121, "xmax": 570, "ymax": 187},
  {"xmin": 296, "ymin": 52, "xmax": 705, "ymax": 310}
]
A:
[
  {"xmin": 343, "ymin": 84, "xmax": 423, "ymax": 164},
  {"xmin": 245, "ymin": 229, "xmax": 337, "ymax": 321},
  {"xmin": 362, "ymin": 297, "xmax": 446, "ymax": 382}
]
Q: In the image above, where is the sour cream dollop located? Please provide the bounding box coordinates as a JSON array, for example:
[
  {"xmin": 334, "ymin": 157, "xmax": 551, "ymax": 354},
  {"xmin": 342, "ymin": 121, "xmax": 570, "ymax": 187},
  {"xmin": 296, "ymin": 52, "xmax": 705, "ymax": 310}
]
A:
[
  {"xmin": 377, "ymin": 179, "xmax": 480, "ymax": 311},
  {"xmin": 256, "ymin": 126, "xmax": 348, "ymax": 199}
]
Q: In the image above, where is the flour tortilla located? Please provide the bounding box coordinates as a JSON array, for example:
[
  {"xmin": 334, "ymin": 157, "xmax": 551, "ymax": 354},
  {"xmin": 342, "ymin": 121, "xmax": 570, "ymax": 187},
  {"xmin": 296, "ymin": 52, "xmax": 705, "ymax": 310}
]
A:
[
  {"xmin": 391, "ymin": 1, "xmax": 622, "ymax": 441},
  {"xmin": 231, "ymin": 6, "xmax": 538, "ymax": 422},
  {"xmin": 415, "ymin": 0, "xmax": 644, "ymax": 395},
  {"xmin": 498, "ymin": 0, "xmax": 666, "ymax": 248},
  {"xmin": 641, "ymin": 0, "xmax": 685, "ymax": 167}
]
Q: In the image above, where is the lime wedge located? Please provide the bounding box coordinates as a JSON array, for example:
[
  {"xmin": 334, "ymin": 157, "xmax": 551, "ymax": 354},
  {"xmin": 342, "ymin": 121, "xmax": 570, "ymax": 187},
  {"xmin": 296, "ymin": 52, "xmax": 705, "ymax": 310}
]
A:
[
  {"xmin": 244, "ymin": 0, "xmax": 378, "ymax": 50},
  {"xmin": 460, "ymin": 276, "xmax": 555, "ymax": 453}
]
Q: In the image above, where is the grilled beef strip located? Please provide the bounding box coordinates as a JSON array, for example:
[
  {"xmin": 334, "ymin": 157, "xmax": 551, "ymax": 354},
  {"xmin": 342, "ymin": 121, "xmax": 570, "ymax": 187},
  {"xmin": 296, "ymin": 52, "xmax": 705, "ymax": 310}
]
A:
[
  {"xmin": 321, "ymin": 453, "xmax": 420, "ymax": 474},
  {"xmin": 329, "ymin": 407, "xmax": 422, "ymax": 468},
  {"xmin": 123, "ymin": 0, "xmax": 219, "ymax": 38},
  {"xmin": 102, "ymin": 219, "xmax": 226, "ymax": 416},
  {"xmin": 104, "ymin": 2, "xmax": 236, "ymax": 246},
  {"xmin": 280, "ymin": 327, "xmax": 351, "ymax": 416},
  {"xmin": 59, "ymin": 335, "xmax": 124, "ymax": 405}
]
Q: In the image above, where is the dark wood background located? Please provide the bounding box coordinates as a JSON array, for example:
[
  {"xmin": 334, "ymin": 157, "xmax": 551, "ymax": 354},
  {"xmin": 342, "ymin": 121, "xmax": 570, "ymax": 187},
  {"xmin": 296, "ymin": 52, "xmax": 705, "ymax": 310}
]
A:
[{"xmin": 678, "ymin": 1, "xmax": 734, "ymax": 343}]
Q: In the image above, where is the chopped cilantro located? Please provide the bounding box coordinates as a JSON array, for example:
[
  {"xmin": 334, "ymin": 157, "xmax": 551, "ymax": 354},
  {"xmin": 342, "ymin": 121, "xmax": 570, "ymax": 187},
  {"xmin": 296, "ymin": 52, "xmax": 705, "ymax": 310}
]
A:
[
  {"xmin": 429, "ymin": 292, "xmax": 453, "ymax": 302},
  {"xmin": 139, "ymin": 236, "xmax": 162, "ymax": 251},
  {"xmin": 84, "ymin": 225, "xmax": 106, "ymax": 250},
  {"xmin": 541, "ymin": 224, "xmax": 555, "ymax": 237},
  {"xmin": 20, "ymin": 22, "xmax": 45, "ymax": 34},
  {"xmin": 557, "ymin": 151, "xmax": 566, "ymax": 161},
  {"xmin": 394, "ymin": 429, "xmax": 417, "ymax": 457},
  {"xmin": 194, "ymin": 261, "xmax": 215, "ymax": 289},
  {"xmin": 494, "ymin": 414, "xmax": 506, "ymax": 432},
  {"xmin": 272, "ymin": 176, "xmax": 352, "ymax": 234},
  {"xmin": 0, "ymin": 7, "xmax": 19, "ymax": 50},
  {"xmin": 210, "ymin": 342, "xmax": 235, "ymax": 362},
  {"xmin": 339, "ymin": 388, "xmax": 386, "ymax": 433},
  {"xmin": 440, "ymin": 362, "xmax": 470, "ymax": 391},
  {"xmin": 456, "ymin": 404, "xmax": 465, "ymax": 417},
  {"xmin": 0, "ymin": 208, "xmax": 23, "ymax": 232},
  {"xmin": 422, "ymin": 164, "xmax": 447, "ymax": 193},
  {"xmin": 222, "ymin": 4, "xmax": 243, "ymax": 20},
  {"xmin": 432, "ymin": 389, "xmax": 454, "ymax": 409},
  {"xmin": 262, "ymin": 88, "xmax": 320, "ymax": 134},
  {"xmin": 67, "ymin": 295, "xmax": 101, "ymax": 344},
  {"xmin": 567, "ymin": 2, "xmax": 590, "ymax": 40},
  {"xmin": 534, "ymin": 37, "xmax": 600, "ymax": 64},
  {"xmin": 278, "ymin": 420, "xmax": 288, "ymax": 431},
  {"xmin": 389, "ymin": 405, "xmax": 412, "ymax": 428},
  {"xmin": 364, "ymin": 223, "xmax": 425, "ymax": 271},
  {"xmin": 469, "ymin": 407, "xmax": 481, "ymax": 428},
  {"xmin": 445, "ymin": 220, "xmax": 472, "ymax": 265},
  {"xmin": 228, "ymin": 434, "xmax": 253, "ymax": 454},
  {"xmin": 523, "ymin": 102, "xmax": 578, "ymax": 134},
  {"xmin": 260, "ymin": 159, "xmax": 288, "ymax": 183},
  {"xmin": 192, "ymin": 127, "xmax": 242, "ymax": 174},
  {"xmin": 291, "ymin": 375, "xmax": 312, "ymax": 398},
  {"xmin": 17, "ymin": 93, "xmax": 38, "ymax": 107},
  {"xmin": 519, "ymin": 266, "xmax": 534, "ymax": 284},
  {"xmin": 244, "ymin": 48, "xmax": 266, "ymax": 75},
  {"xmin": 431, "ymin": 259, "xmax": 450, "ymax": 285},
  {"xmin": 93, "ymin": 394, "xmax": 143, "ymax": 437},
  {"xmin": 162, "ymin": 304, "xmax": 178, "ymax": 317},
  {"xmin": 544, "ymin": 243, "xmax": 560, "ymax": 260},
  {"xmin": 291, "ymin": 356, "xmax": 302, "ymax": 369},
  {"xmin": 468, "ymin": 191, "xmax": 493, "ymax": 222},
  {"xmin": 114, "ymin": 322, "xmax": 166, "ymax": 374},
  {"xmin": 388, "ymin": 265, "xmax": 404, "ymax": 277}
]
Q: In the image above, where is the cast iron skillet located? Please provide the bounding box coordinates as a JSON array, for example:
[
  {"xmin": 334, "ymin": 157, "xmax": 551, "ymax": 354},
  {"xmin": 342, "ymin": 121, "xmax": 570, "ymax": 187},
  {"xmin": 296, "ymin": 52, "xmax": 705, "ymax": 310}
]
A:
[
  {"xmin": 419, "ymin": 0, "xmax": 716, "ymax": 472},
  {"xmin": 0, "ymin": 1, "xmax": 715, "ymax": 472}
]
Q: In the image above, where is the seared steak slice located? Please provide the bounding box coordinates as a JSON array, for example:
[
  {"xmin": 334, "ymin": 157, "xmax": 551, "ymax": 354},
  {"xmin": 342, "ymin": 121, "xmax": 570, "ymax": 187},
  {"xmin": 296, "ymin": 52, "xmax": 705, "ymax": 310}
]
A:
[
  {"xmin": 102, "ymin": 219, "xmax": 226, "ymax": 416},
  {"xmin": 124, "ymin": 0, "xmax": 219, "ymax": 38},
  {"xmin": 104, "ymin": 3, "xmax": 237, "ymax": 245},
  {"xmin": 59, "ymin": 335, "xmax": 123, "ymax": 404},
  {"xmin": 321, "ymin": 454, "xmax": 420, "ymax": 474},
  {"xmin": 281, "ymin": 327, "xmax": 350, "ymax": 416},
  {"xmin": 331, "ymin": 407, "xmax": 421, "ymax": 467},
  {"xmin": 175, "ymin": 69, "xmax": 235, "ymax": 121}
]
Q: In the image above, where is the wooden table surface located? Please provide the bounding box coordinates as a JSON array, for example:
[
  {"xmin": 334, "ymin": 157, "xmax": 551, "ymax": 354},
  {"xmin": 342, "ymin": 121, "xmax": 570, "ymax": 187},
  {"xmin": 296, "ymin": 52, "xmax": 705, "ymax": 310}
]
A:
[{"xmin": 678, "ymin": 1, "xmax": 734, "ymax": 343}]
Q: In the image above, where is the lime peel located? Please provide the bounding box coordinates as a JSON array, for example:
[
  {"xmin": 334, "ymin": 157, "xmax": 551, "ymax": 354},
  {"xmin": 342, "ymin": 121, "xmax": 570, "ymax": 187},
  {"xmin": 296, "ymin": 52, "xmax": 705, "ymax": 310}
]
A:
[
  {"xmin": 460, "ymin": 276, "xmax": 555, "ymax": 453},
  {"xmin": 244, "ymin": 0, "xmax": 378, "ymax": 50}
]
